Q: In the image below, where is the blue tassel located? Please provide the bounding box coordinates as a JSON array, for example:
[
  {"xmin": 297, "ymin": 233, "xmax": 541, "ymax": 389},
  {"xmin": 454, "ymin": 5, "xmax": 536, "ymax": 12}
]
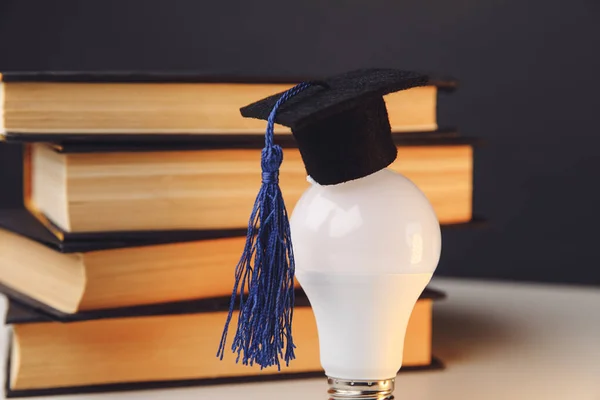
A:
[{"xmin": 217, "ymin": 82, "xmax": 313, "ymax": 370}]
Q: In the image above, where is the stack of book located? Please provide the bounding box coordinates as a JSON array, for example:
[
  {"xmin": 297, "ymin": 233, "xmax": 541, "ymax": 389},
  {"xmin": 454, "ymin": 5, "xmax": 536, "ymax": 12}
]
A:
[{"xmin": 0, "ymin": 72, "xmax": 474, "ymax": 397}]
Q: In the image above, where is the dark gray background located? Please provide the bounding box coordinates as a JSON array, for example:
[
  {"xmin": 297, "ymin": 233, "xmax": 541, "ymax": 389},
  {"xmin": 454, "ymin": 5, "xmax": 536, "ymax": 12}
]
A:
[{"xmin": 1, "ymin": 0, "xmax": 599, "ymax": 285}]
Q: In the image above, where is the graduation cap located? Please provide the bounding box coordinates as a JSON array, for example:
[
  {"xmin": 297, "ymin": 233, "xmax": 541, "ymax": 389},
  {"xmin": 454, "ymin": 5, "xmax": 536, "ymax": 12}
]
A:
[
  {"xmin": 241, "ymin": 68, "xmax": 429, "ymax": 185},
  {"xmin": 217, "ymin": 68, "xmax": 430, "ymax": 370}
]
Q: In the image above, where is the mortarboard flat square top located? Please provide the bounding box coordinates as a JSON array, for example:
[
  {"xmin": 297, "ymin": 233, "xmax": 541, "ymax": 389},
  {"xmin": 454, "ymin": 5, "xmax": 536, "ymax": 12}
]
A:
[
  {"xmin": 240, "ymin": 68, "xmax": 430, "ymax": 185},
  {"xmin": 240, "ymin": 69, "xmax": 428, "ymax": 129}
]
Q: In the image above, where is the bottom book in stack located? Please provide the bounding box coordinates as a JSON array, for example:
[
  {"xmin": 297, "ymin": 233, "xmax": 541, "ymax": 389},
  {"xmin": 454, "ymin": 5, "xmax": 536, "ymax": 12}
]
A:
[
  {"xmin": 0, "ymin": 209, "xmax": 446, "ymax": 397},
  {"xmin": 4, "ymin": 287, "xmax": 444, "ymax": 397}
]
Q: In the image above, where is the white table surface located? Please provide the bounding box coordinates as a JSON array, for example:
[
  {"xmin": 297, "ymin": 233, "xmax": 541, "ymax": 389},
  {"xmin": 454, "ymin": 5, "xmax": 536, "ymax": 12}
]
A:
[{"xmin": 1, "ymin": 277, "xmax": 599, "ymax": 400}]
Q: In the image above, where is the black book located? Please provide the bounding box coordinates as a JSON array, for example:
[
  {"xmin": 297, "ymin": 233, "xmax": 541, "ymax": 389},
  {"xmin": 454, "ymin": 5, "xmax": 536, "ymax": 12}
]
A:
[
  {"xmin": 0, "ymin": 205, "xmax": 481, "ymax": 317},
  {"xmin": 19, "ymin": 131, "xmax": 478, "ymax": 237},
  {"xmin": 3, "ymin": 288, "xmax": 445, "ymax": 398},
  {"xmin": 2, "ymin": 129, "xmax": 482, "ymax": 247},
  {"xmin": 0, "ymin": 70, "xmax": 456, "ymax": 142}
]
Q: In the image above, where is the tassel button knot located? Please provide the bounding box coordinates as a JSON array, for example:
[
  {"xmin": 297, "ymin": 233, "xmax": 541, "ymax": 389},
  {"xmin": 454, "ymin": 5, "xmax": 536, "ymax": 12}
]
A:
[{"xmin": 262, "ymin": 171, "xmax": 279, "ymax": 184}]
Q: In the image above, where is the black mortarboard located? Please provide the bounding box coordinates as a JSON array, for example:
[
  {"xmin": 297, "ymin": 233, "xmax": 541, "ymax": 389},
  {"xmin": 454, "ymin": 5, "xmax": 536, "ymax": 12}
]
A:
[{"xmin": 241, "ymin": 68, "xmax": 429, "ymax": 185}]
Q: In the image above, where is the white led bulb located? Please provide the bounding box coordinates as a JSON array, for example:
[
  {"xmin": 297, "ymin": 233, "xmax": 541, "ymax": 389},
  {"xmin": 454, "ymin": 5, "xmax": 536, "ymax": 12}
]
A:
[{"xmin": 291, "ymin": 168, "xmax": 441, "ymax": 399}]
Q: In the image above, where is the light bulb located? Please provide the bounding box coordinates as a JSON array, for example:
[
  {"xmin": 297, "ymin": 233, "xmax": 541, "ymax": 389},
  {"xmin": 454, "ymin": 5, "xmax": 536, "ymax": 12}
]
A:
[{"xmin": 290, "ymin": 168, "xmax": 441, "ymax": 399}]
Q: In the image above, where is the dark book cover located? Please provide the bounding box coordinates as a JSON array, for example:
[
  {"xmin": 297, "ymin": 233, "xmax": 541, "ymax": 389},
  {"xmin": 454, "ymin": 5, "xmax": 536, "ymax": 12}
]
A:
[
  {"xmin": 3, "ymin": 127, "xmax": 470, "ymax": 147},
  {"xmin": 0, "ymin": 206, "xmax": 486, "ymax": 255},
  {"xmin": 4, "ymin": 287, "xmax": 446, "ymax": 324},
  {"xmin": 0, "ymin": 208, "xmax": 247, "ymax": 253},
  {"xmin": 0, "ymin": 70, "xmax": 458, "ymax": 90},
  {"xmin": 46, "ymin": 129, "xmax": 472, "ymax": 152}
]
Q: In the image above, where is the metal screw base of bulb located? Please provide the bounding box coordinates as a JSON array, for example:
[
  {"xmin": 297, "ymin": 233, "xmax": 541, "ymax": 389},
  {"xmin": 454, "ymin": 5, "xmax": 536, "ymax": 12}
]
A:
[{"xmin": 327, "ymin": 377, "xmax": 395, "ymax": 400}]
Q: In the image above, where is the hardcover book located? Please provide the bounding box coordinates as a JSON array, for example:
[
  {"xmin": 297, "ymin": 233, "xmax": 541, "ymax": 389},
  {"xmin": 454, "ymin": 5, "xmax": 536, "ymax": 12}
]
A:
[
  {"xmin": 22, "ymin": 131, "xmax": 475, "ymax": 233},
  {"xmin": 0, "ymin": 71, "xmax": 456, "ymax": 140},
  {"xmin": 0, "ymin": 207, "xmax": 477, "ymax": 316},
  {"xmin": 4, "ymin": 288, "xmax": 445, "ymax": 397}
]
